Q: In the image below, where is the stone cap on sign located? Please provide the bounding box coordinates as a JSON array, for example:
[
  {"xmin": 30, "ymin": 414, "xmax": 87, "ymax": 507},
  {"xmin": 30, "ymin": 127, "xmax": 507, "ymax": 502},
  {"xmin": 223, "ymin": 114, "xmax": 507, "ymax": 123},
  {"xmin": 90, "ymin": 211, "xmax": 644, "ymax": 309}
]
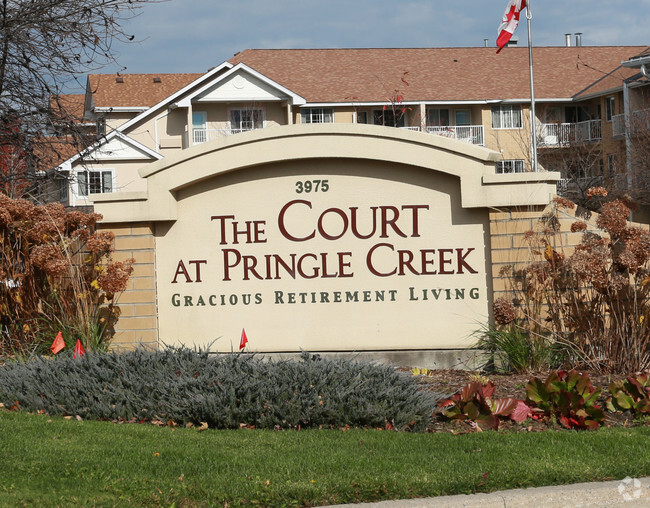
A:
[{"xmin": 92, "ymin": 123, "xmax": 560, "ymax": 223}]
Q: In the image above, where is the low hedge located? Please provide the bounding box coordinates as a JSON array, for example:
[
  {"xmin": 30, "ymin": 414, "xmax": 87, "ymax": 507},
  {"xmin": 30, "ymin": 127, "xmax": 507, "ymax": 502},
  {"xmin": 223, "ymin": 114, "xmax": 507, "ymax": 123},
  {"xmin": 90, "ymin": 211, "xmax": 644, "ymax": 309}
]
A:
[{"xmin": 0, "ymin": 348, "xmax": 445, "ymax": 431}]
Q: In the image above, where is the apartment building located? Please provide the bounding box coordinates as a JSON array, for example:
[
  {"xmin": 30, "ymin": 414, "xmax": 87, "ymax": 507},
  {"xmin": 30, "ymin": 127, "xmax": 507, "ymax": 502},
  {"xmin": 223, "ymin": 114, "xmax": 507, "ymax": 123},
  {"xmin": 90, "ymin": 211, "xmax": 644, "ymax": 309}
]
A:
[{"xmin": 51, "ymin": 45, "xmax": 649, "ymax": 214}]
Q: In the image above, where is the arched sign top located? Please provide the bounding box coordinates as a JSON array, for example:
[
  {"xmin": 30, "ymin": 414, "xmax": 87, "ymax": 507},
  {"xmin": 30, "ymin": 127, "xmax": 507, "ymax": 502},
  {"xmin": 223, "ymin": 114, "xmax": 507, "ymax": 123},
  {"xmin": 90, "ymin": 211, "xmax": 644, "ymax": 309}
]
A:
[{"xmin": 92, "ymin": 123, "xmax": 559, "ymax": 223}]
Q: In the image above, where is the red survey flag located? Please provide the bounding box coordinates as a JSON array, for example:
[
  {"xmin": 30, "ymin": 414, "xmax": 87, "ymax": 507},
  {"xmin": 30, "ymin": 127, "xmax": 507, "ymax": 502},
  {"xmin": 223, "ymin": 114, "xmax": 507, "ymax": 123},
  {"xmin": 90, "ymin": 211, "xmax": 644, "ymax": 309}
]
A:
[
  {"xmin": 496, "ymin": 0, "xmax": 527, "ymax": 53},
  {"xmin": 50, "ymin": 331, "xmax": 65, "ymax": 355},
  {"xmin": 73, "ymin": 339, "xmax": 86, "ymax": 359},
  {"xmin": 239, "ymin": 328, "xmax": 248, "ymax": 350}
]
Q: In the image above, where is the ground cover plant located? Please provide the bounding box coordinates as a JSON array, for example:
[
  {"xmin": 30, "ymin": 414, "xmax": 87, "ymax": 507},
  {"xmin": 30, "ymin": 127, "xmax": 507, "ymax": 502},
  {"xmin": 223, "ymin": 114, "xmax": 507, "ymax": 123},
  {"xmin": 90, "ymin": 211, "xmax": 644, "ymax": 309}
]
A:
[
  {"xmin": 525, "ymin": 370, "xmax": 605, "ymax": 430},
  {"xmin": 607, "ymin": 372, "xmax": 650, "ymax": 416},
  {"xmin": 0, "ymin": 195, "xmax": 133, "ymax": 356},
  {"xmin": 0, "ymin": 349, "xmax": 445, "ymax": 430},
  {"xmin": 437, "ymin": 380, "xmax": 529, "ymax": 430}
]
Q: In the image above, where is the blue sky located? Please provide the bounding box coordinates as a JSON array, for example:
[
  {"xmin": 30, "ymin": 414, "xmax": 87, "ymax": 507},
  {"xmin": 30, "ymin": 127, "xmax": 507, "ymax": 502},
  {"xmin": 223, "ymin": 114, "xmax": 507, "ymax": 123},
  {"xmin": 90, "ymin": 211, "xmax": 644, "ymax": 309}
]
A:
[{"xmin": 105, "ymin": 0, "xmax": 649, "ymax": 75}]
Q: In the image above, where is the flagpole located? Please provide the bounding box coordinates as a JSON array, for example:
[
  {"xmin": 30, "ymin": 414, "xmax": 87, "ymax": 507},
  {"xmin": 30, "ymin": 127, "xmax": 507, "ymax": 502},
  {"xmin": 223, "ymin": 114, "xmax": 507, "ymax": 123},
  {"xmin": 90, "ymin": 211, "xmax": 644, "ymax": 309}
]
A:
[{"xmin": 526, "ymin": 1, "xmax": 539, "ymax": 172}]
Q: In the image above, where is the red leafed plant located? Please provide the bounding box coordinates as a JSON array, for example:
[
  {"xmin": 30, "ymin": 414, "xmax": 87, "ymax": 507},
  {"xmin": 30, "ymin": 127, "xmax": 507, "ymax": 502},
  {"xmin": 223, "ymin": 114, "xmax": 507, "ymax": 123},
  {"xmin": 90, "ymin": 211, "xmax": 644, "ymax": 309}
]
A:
[
  {"xmin": 438, "ymin": 381, "xmax": 530, "ymax": 430},
  {"xmin": 525, "ymin": 370, "xmax": 605, "ymax": 430}
]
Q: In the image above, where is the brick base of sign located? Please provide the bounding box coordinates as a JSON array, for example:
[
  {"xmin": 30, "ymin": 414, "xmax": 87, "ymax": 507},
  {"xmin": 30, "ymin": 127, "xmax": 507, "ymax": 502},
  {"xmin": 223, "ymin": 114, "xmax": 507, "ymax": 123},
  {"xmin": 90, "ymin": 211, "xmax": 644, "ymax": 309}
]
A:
[{"xmin": 98, "ymin": 222, "xmax": 158, "ymax": 350}]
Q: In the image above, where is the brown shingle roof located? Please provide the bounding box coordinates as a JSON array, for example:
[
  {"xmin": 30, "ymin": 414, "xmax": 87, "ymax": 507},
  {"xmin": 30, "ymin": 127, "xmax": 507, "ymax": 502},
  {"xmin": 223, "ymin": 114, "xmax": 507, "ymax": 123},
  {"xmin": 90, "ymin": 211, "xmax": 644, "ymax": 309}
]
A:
[
  {"xmin": 88, "ymin": 73, "xmax": 203, "ymax": 109},
  {"xmin": 49, "ymin": 94, "xmax": 87, "ymax": 122},
  {"xmin": 228, "ymin": 47, "xmax": 649, "ymax": 103}
]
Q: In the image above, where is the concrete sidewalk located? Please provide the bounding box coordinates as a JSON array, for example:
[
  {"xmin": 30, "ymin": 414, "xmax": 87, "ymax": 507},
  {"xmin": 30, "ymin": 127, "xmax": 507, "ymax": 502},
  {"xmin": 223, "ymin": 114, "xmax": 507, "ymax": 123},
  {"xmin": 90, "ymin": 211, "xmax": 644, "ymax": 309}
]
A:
[{"xmin": 330, "ymin": 476, "xmax": 650, "ymax": 507}]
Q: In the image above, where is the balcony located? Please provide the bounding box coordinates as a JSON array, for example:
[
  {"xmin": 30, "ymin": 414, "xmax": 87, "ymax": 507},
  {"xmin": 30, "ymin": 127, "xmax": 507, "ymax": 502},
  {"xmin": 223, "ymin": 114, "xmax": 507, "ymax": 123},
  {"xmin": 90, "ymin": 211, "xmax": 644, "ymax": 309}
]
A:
[
  {"xmin": 607, "ymin": 109, "xmax": 649, "ymax": 139},
  {"xmin": 632, "ymin": 108, "xmax": 650, "ymax": 134},
  {"xmin": 612, "ymin": 114, "xmax": 625, "ymax": 138},
  {"xmin": 556, "ymin": 176, "xmax": 605, "ymax": 197},
  {"xmin": 188, "ymin": 124, "xmax": 486, "ymax": 148},
  {"xmin": 537, "ymin": 119, "xmax": 602, "ymax": 147},
  {"xmin": 426, "ymin": 125, "xmax": 485, "ymax": 145},
  {"xmin": 192, "ymin": 128, "xmax": 253, "ymax": 145}
]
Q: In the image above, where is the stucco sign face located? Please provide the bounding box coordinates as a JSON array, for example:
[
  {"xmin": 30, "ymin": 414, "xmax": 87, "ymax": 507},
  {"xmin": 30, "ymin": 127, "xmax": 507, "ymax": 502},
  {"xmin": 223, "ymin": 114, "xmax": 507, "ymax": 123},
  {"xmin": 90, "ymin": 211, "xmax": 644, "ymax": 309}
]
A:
[{"xmin": 156, "ymin": 160, "xmax": 490, "ymax": 351}]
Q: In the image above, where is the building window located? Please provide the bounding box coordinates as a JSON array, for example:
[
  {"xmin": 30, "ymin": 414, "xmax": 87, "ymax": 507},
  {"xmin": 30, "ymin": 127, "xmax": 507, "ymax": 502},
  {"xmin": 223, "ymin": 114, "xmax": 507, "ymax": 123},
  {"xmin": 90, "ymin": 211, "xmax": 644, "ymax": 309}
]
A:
[
  {"xmin": 301, "ymin": 108, "xmax": 333, "ymax": 124},
  {"xmin": 356, "ymin": 111, "xmax": 369, "ymax": 124},
  {"xmin": 605, "ymin": 96, "xmax": 615, "ymax": 122},
  {"xmin": 192, "ymin": 111, "xmax": 208, "ymax": 143},
  {"xmin": 230, "ymin": 109, "xmax": 264, "ymax": 131},
  {"xmin": 491, "ymin": 105, "xmax": 522, "ymax": 129},
  {"xmin": 57, "ymin": 176, "xmax": 69, "ymax": 202},
  {"xmin": 78, "ymin": 170, "xmax": 113, "ymax": 196},
  {"xmin": 496, "ymin": 160, "xmax": 526, "ymax": 174},
  {"xmin": 455, "ymin": 109, "xmax": 471, "ymax": 126},
  {"xmin": 607, "ymin": 154, "xmax": 617, "ymax": 172},
  {"xmin": 373, "ymin": 108, "xmax": 406, "ymax": 127},
  {"xmin": 426, "ymin": 108, "xmax": 449, "ymax": 126},
  {"xmin": 96, "ymin": 116, "xmax": 106, "ymax": 136}
]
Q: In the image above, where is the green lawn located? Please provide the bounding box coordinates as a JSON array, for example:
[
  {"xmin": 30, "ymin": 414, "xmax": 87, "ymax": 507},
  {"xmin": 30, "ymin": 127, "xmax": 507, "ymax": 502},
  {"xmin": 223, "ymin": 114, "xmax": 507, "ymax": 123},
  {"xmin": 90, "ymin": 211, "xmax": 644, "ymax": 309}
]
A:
[{"xmin": 1, "ymin": 411, "xmax": 649, "ymax": 507}]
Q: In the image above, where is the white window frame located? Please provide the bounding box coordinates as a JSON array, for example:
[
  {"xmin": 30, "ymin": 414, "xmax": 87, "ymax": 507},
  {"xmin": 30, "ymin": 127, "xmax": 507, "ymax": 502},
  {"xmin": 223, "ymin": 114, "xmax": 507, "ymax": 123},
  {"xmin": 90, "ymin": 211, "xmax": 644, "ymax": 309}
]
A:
[
  {"xmin": 301, "ymin": 108, "xmax": 333, "ymax": 124},
  {"xmin": 229, "ymin": 108, "xmax": 265, "ymax": 132},
  {"xmin": 492, "ymin": 105, "xmax": 523, "ymax": 129},
  {"xmin": 356, "ymin": 111, "xmax": 369, "ymax": 124},
  {"xmin": 373, "ymin": 108, "xmax": 407, "ymax": 127},
  {"xmin": 496, "ymin": 160, "xmax": 526, "ymax": 174},
  {"xmin": 426, "ymin": 108, "xmax": 450, "ymax": 126},
  {"xmin": 77, "ymin": 169, "xmax": 114, "ymax": 197}
]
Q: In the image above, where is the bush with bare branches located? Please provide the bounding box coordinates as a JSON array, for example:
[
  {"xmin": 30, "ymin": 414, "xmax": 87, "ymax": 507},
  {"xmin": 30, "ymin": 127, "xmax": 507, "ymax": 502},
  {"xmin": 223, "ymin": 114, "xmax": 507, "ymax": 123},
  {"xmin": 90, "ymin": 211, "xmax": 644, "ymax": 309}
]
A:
[
  {"xmin": 496, "ymin": 190, "xmax": 650, "ymax": 374},
  {"xmin": 0, "ymin": 194, "xmax": 132, "ymax": 356}
]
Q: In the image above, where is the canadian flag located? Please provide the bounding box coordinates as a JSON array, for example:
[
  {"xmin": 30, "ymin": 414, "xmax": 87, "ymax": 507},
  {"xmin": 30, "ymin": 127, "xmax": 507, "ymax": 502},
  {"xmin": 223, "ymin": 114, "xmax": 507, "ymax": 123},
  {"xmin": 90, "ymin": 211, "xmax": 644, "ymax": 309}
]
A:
[{"xmin": 497, "ymin": 0, "xmax": 527, "ymax": 53}]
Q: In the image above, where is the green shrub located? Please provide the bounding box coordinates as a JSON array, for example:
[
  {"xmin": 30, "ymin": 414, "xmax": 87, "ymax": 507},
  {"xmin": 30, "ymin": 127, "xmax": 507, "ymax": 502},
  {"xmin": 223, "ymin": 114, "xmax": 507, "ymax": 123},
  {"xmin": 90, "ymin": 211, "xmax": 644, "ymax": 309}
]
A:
[
  {"xmin": 0, "ymin": 348, "xmax": 445, "ymax": 431},
  {"xmin": 474, "ymin": 322, "xmax": 562, "ymax": 374},
  {"xmin": 525, "ymin": 370, "xmax": 605, "ymax": 430},
  {"xmin": 607, "ymin": 373, "xmax": 650, "ymax": 416}
]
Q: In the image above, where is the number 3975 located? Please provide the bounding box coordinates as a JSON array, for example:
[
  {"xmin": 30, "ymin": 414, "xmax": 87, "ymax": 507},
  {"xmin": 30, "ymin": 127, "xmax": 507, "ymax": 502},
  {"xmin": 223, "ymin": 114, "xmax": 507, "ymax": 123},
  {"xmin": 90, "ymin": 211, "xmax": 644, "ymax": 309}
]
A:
[{"xmin": 295, "ymin": 180, "xmax": 329, "ymax": 193}]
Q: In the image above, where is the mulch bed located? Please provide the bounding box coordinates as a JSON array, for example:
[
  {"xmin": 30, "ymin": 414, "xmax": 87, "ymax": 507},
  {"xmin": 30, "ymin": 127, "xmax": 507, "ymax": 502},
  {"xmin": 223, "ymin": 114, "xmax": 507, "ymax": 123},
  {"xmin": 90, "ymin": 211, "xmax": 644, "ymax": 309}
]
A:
[{"xmin": 409, "ymin": 369, "xmax": 649, "ymax": 433}]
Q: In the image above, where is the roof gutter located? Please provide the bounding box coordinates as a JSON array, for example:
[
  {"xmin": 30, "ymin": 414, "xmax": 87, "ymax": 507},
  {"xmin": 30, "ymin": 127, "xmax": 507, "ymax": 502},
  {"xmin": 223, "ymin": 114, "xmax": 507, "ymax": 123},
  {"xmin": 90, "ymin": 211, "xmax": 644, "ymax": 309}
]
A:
[{"xmin": 94, "ymin": 106, "xmax": 149, "ymax": 113}]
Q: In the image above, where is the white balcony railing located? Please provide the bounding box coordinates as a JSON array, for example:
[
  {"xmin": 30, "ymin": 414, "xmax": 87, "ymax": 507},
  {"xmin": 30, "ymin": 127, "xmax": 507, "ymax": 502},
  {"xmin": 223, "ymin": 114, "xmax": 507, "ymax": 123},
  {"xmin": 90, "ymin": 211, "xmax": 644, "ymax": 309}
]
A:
[
  {"xmin": 426, "ymin": 125, "xmax": 485, "ymax": 145},
  {"xmin": 632, "ymin": 108, "xmax": 650, "ymax": 134},
  {"xmin": 537, "ymin": 119, "xmax": 601, "ymax": 146},
  {"xmin": 556, "ymin": 176, "xmax": 605, "ymax": 197},
  {"xmin": 192, "ymin": 128, "xmax": 252, "ymax": 145},
  {"xmin": 605, "ymin": 109, "xmax": 649, "ymax": 139},
  {"xmin": 612, "ymin": 114, "xmax": 626, "ymax": 138}
]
